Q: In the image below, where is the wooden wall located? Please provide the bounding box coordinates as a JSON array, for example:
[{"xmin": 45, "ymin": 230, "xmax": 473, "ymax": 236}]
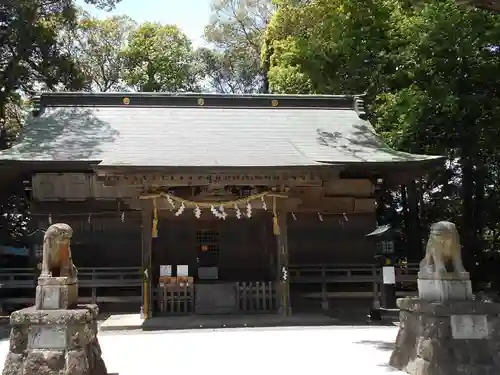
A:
[
  {"xmin": 152, "ymin": 215, "xmax": 275, "ymax": 282},
  {"xmin": 29, "ymin": 172, "xmax": 377, "ymax": 270},
  {"xmin": 34, "ymin": 212, "xmax": 142, "ymax": 268},
  {"xmin": 32, "ymin": 173, "xmax": 141, "ymax": 201},
  {"xmin": 287, "ymin": 213, "xmax": 376, "ymax": 264}
]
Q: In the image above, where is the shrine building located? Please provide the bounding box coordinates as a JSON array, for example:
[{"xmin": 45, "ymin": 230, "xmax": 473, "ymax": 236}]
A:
[{"xmin": 0, "ymin": 92, "xmax": 444, "ymax": 317}]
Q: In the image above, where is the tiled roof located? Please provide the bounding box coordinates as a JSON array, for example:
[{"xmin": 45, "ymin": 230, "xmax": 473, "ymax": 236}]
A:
[{"xmin": 0, "ymin": 92, "xmax": 444, "ymax": 167}]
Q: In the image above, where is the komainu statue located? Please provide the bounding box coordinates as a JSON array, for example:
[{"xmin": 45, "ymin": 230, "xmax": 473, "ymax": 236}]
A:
[
  {"xmin": 41, "ymin": 223, "xmax": 77, "ymax": 279},
  {"xmin": 419, "ymin": 221, "xmax": 467, "ymax": 277}
]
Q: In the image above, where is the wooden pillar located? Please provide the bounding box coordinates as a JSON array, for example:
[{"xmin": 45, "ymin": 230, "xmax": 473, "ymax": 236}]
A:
[
  {"xmin": 275, "ymin": 212, "xmax": 291, "ymax": 316},
  {"xmin": 407, "ymin": 181, "xmax": 421, "ymax": 261},
  {"xmin": 141, "ymin": 200, "xmax": 153, "ymax": 319}
]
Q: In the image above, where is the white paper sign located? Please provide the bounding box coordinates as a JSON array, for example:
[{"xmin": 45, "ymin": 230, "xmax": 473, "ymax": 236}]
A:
[
  {"xmin": 382, "ymin": 266, "xmax": 396, "ymax": 285},
  {"xmin": 177, "ymin": 265, "xmax": 189, "ymax": 277},
  {"xmin": 159, "ymin": 265, "xmax": 172, "ymax": 277}
]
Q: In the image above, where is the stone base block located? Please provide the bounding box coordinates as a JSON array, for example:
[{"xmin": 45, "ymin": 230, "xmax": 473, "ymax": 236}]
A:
[
  {"xmin": 417, "ymin": 277, "xmax": 473, "ymax": 302},
  {"xmin": 36, "ymin": 277, "xmax": 78, "ymax": 310},
  {"xmin": 2, "ymin": 305, "xmax": 108, "ymax": 375},
  {"xmin": 390, "ymin": 297, "xmax": 500, "ymax": 375}
]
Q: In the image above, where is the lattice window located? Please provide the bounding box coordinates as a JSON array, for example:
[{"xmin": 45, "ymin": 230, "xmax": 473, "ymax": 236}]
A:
[
  {"xmin": 376, "ymin": 240, "xmax": 394, "ymax": 254},
  {"xmin": 196, "ymin": 230, "xmax": 220, "ymax": 267}
]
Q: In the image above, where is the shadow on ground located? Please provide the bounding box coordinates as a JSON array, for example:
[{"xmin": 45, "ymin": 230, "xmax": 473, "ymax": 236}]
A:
[{"xmin": 355, "ymin": 339, "xmax": 395, "ymax": 351}]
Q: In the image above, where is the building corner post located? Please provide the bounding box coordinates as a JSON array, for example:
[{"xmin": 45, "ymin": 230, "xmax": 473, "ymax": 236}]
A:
[
  {"xmin": 275, "ymin": 212, "xmax": 291, "ymax": 316},
  {"xmin": 141, "ymin": 200, "xmax": 153, "ymax": 319}
]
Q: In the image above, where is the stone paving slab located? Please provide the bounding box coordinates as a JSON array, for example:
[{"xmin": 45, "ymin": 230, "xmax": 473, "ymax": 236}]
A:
[{"xmin": 99, "ymin": 312, "xmax": 399, "ymax": 332}]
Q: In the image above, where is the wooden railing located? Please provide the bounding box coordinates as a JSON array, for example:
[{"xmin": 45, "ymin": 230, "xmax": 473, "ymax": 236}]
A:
[
  {"xmin": 289, "ymin": 263, "xmax": 419, "ymax": 300},
  {"xmin": 289, "ymin": 263, "xmax": 419, "ymax": 284},
  {"xmin": 155, "ymin": 284, "xmax": 194, "ymax": 315},
  {"xmin": 0, "ymin": 268, "xmax": 37, "ymax": 289},
  {"xmin": 0, "ymin": 266, "xmax": 142, "ymax": 310},
  {"xmin": 237, "ymin": 281, "xmax": 276, "ymax": 313},
  {"xmin": 0, "ymin": 263, "xmax": 419, "ymax": 311}
]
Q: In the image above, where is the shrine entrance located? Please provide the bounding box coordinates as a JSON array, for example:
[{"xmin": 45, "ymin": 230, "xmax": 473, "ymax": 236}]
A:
[{"xmin": 151, "ymin": 214, "xmax": 278, "ymax": 315}]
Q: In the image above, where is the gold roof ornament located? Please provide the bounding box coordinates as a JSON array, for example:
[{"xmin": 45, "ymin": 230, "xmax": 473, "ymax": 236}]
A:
[
  {"xmin": 271, "ymin": 99, "xmax": 279, "ymax": 107},
  {"xmin": 122, "ymin": 97, "xmax": 130, "ymax": 105},
  {"xmin": 197, "ymin": 98, "xmax": 205, "ymax": 106}
]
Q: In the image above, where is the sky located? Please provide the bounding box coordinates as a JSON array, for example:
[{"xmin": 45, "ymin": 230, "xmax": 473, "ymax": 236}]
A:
[{"xmin": 76, "ymin": 0, "xmax": 213, "ymax": 47}]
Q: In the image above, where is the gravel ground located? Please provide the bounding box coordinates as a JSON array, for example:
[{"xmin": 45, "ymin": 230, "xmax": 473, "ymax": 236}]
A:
[{"xmin": 0, "ymin": 325, "xmax": 404, "ymax": 375}]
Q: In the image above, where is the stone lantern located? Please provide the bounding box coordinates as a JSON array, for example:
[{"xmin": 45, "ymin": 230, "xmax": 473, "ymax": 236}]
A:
[{"xmin": 366, "ymin": 224, "xmax": 397, "ymax": 312}]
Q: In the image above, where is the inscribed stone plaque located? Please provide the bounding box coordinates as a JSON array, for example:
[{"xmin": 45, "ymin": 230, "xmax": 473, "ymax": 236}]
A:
[
  {"xmin": 28, "ymin": 326, "xmax": 67, "ymax": 349},
  {"xmin": 41, "ymin": 286, "xmax": 61, "ymax": 309},
  {"xmin": 451, "ymin": 315, "xmax": 489, "ymax": 339}
]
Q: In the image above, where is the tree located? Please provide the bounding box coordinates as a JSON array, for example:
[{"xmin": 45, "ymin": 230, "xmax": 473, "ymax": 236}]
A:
[
  {"xmin": 0, "ymin": 0, "xmax": 121, "ymax": 243},
  {"xmin": 264, "ymin": 0, "xmax": 396, "ymax": 96},
  {"xmin": 263, "ymin": 0, "xmax": 500, "ymax": 289},
  {"xmin": 373, "ymin": 1, "xmax": 500, "ymax": 283},
  {"xmin": 61, "ymin": 13, "xmax": 136, "ymax": 92},
  {"xmin": 123, "ymin": 23, "xmax": 200, "ymax": 92},
  {"xmin": 201, "ymin": 0, "xmax": 273, "ymax": 93}
]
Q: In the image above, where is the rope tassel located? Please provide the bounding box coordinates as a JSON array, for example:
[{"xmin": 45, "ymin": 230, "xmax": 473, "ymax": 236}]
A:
[
  {"xmin": 152, "ymin": 198, "xmax": 158, "ymax": 238},
  {"xmin": 272, "ymin": 196, "xmax": 280, "ymax": 236}
]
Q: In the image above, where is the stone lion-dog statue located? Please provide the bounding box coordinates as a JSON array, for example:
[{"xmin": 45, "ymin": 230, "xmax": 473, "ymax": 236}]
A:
[
  {"xmin": 419, "ymin": 221, "xmax": 467, "ymax": 277},
  {"xmin": 41, "ymin": 223, "xmax": 78, "ymax": 279}
]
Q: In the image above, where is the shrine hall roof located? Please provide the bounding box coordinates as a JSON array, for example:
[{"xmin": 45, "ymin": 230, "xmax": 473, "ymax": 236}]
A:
[{"xmin": 0, "ymin": 92, "xmax": 444, "ymax": 168}]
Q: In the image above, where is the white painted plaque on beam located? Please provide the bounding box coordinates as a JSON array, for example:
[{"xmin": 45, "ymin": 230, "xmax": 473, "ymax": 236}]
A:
[
  {"xmin": 159, "ymin": 265, "xmax": 171, "ymax": 277},
  {"xmin": 451, "ymin": 315, "xmax": 489, "ymax": 339},
  {"xmin": 382, "ymin": 266, "xmax": 396, "ymax": 285},
  {"xmin": 177, "ymin": 265, "xmax": 189, "ymax": 277}
]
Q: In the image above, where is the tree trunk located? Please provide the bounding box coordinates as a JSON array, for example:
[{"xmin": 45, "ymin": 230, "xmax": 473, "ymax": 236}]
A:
[{"xmin": 461, "ymin": 158, "xmax": 477, "ymax": 283}]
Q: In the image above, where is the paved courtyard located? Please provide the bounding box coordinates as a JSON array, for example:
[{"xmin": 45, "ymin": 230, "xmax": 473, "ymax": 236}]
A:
[{"xmin": 0, "ymin": 325, "xmax": 404, "ymax": 374}]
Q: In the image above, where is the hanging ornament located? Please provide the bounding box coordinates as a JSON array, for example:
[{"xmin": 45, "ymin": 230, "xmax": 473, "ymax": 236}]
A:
[
  {"xmin": 343, "ymin": 212, "xmax": 349, "ymax": 222},
  {"xmin": 167, "ymin": 195, "xmax": 175, "ymax": 209},
  {"xmin": 235, "ymin": 204, "xmax": 242, "ymax": 219},
  {"xmin": 261, "ymin": 196, "xmax": 267, "ymax": 211},
  {"xmin": 48, "ymin": 214, "xmax": 52, "ymax": 225},
  {"xmin": 211, "ymin": 205, "xmax": 223, "ymax": 219},
  {"xmin": 291, "ymin": 212, "xmax": 297, "ymax": 221},
  {"xmin": 219, "ymin": 205, "xmax": 227, "ymax": 220},
  {"xmin": 318, "ymin": 212, "xmax": 323, "ymax": 222},
  {"xmin": 87, "ymin": 214, "xmax": 91, "ymax": 224},
  {"xmin": 175, "ymin": 202, "xmax": 185, "ymax": 216},
  {"xmin": 210, "ymin": 205, "xmax": 219, "ymax": 219},
  {"xmin": 194, "ymin": 206, "xmax": 202, "ymax": 219},
  {"xmin": 121, "ymin": 212, "xmax": 125, "ymax": 222},
  {"xmin": 246, "ymin": 202, "xmax": 252, "ymax": 218}
]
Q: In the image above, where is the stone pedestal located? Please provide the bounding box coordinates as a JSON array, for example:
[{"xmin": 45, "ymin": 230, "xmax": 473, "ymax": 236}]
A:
[
  {"xmin": 417, "ymin": 272, "xmax": 473, "ymax": 302},
  {"xmin": 2, "ymin": 304, "xmax": 108, "ymax": 375},
  {"xmin": 36, "ymin": 277, "xmax": 78, "ymax": 310},
  {"xmin": 390, "ymin": 298, "xmax": 500, "ymax": 375}
]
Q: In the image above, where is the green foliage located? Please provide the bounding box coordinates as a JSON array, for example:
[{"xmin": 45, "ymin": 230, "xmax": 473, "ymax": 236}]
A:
[
  {"xmin": 61, "ymin": 13, "xmax": 136, "ymax": 92},
  {"xmin": 83, "ymin": 0, "xmax": 122, "ymax": 11},
  {"xmin": 265, "ymin": 0, "xmax": 396, "ymax": 95},
  {"xmin": 201, "ymin": 0, "xmax": 274, "ymax": 92},
  {"xmin": 264, "ymin": 0, "xmax": 500, "ymax": 283},
  {"xmin": 123, "ymin": 23, "xmax": 200, "ymax": 92}
]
